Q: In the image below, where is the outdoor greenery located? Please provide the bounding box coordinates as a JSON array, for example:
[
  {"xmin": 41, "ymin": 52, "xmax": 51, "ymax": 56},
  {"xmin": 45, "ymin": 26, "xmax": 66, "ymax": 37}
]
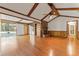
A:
[{"xmin": 1, "ymin": 23, "xmax": 16, "ymax": 31}]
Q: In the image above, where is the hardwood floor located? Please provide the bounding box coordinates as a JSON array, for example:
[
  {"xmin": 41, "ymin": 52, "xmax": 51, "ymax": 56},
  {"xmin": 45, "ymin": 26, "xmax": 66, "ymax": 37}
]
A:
[{"xmin": 0, "ymin": 35, "xmax": 79, "ymax": 56}]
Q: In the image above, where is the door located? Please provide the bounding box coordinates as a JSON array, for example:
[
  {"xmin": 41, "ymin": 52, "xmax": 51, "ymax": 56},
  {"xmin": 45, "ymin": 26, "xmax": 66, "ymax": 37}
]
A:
[{"xmin": 67, "ymin": 20, "xmax": 78, "ymax": 39}]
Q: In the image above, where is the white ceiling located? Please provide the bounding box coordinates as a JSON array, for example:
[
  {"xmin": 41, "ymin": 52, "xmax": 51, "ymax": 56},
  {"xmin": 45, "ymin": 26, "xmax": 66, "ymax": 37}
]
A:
[
  {"xmin": 44, "ymin": 15, "xmax": 57, "ymax": 22},
  {"xmin": 0, "ymin": 8, "xmax": 40, "ymax": 22},
  {"xmin": 0, "ymin": 3, "xmax": 34, "ymax": 15},
  {"xmin": 59, "ymin": 10, "xmax": 79, "ymax": 17},
  {"xmin": 31, "ymin": 3, "xmax": 51, "ymax": 20},
  {"xmin": 54, "ymin": 3, "xmax": 79, "ymax": 18},
  {"xmin": 20, "ymin": 20, "xmax": 33, "ymax": 23},
  {"xmin": 0, "ymin": 3, "xmax": 79, "ymax": 22},
  {"xmin": 0, "ymin": 14, "xmax": 21, "ymax": 22},
  {"xmin": 0, "ymin": 3, "xmax": 51, "ymax": 22},
  {"xmin": 54, "ymin": 3, "xmax": 79, "ymax": 8},
  {"xmin": 0, "ymin": 14, "xmax": 34, "ymax": 23}
]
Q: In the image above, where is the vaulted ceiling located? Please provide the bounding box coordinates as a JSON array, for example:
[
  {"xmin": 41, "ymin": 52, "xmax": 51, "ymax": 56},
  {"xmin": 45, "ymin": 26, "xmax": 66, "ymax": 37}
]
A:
[{"xmin": 0, "ymin": 3, "xmax": 79, "ymax": 23}]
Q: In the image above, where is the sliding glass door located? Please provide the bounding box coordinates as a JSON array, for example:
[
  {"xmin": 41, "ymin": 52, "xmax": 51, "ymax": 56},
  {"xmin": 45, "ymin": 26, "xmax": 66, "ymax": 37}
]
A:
[
  {"xmin": 1, "ymin": 21, "xmax": 16, "ymax": 38},
  {"xmin": 0, "ymin": 20, "xmax": 16, "ymax": 51}
]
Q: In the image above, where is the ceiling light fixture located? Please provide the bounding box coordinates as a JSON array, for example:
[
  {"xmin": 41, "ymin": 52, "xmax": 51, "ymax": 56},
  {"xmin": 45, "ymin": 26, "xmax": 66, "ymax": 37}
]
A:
[{"xmin": 49, "ymin": 15, "xmax": 53, "ymax": 20}]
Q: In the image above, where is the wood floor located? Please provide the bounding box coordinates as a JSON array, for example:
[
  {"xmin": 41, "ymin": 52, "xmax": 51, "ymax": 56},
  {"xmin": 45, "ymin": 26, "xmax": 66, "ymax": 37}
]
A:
[{"xmin": 0, "ymin": 35, "xmax": 79, "ymax": 56}]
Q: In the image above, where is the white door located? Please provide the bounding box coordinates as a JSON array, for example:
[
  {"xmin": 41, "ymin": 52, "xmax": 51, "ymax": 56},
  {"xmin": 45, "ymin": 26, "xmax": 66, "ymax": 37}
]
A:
[{"xmin": 68, "ymin": 21, "xmax": 77, "ymax": 39}]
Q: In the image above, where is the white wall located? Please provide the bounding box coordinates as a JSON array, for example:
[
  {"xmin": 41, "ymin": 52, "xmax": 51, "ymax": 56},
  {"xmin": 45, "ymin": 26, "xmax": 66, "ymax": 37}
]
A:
[
  {"xmin": 48, "ymin": 16, "xmax": 79, "ymax": 31},
  {"xmin": 0, "ymin": 20, "xmax": 1, "ymax": 37},
  {"xmin": 29, "ymin": 25, "xmax": 35, "ymax": 35},
  {"xmin": 16, "ymin": 24, "xmax": 24, "ymax": 35},
  {"xmin": 0, "ymin": 14, "xmax": 21, "ymax": 21}
]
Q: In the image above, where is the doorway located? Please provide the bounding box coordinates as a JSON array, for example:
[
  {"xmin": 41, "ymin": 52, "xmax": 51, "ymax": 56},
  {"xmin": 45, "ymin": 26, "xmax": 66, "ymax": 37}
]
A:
[
  {"xmin": 67, "ymin": 20, "xmax": 78, "ymax": 39},
  {"xmin": 1, "ymin": 21, "xmax": 16, "ymax": 38},
  {"xmin": 0, "ymin": 20, "xmax": 16, "ymax": 51}
]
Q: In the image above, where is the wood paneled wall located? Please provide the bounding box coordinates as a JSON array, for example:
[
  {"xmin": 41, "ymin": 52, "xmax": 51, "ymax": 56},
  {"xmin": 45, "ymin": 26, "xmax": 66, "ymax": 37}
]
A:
[
  {"xmin": 36, "ymin": 23, "xmax": 41, "ymax": 37},
  {"xmin": 78, "ymin": 32, "xmax": 79, "ymax": 39},
  {"xmin": 48, "ymin": 31, "xmax": 67, "ymax": 38},
  {"xmin": 24, "ymin": 24, "xmax": 29, "ymax": 35},
  {"xmin": 41, "ymin": 21, "xmax": 48, "ymax": 37}
]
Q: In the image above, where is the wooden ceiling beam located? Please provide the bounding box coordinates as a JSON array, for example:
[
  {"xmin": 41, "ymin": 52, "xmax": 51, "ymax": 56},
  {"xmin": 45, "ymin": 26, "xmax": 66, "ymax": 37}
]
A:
[
  {"xmin": 57, "ymin": 8, "xmax": 79, "ymax": 10},
  {"xmin": 59, "ymin": 15, "xmax": 79, "ymax": 18},
  {"xmin": 48, "ymin": 3, "xmax": 59, "ymax": 15},
  {"xmin": 41, "ymin": 11, "xmax": 51, "ymax": 21},
  {"xmin": 0, "ymin": 6, "xmax": 40, "ymax": 21},
  {"xmin": 27, "ymin": 3, "xmax": 39, "ymax": 16}
]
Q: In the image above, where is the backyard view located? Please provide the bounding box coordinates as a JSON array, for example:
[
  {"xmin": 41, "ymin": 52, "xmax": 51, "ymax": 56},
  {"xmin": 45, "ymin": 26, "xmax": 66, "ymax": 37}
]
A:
[
  {"xmin": 1, "ymin": 22, "xmax": 16, "ymax": 37},
  {"xmin": 0, "ymin": 21, "xmax": 16, "ymax": 52}
]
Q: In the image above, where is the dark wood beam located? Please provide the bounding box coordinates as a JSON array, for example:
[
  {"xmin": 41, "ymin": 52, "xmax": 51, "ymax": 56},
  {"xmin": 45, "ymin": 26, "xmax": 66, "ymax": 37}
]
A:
[
  {"xmin": 60, "ymin": 15, "xmax": 79, "ymax": 18},
  {"xmin": 48, "ymin": 3, "xmax": 59, "ymax": 15},
  {"xmin": 27, "ymin": 3, "xmax": 39, "ymax": 16},
  {"xmin": 57, "ymin": 8, "xmax": 79, "ymax": 10},
  {"xmin": 48, "ymin": 15, "xmax": 60, "ymax": 23},
  {"xmin": 0, "ymin": 6, "xmax": 40, "ymax": 21},
  {"xmin": 41, "ymin": 11, "xmax": 51, "ymax": 21}
]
